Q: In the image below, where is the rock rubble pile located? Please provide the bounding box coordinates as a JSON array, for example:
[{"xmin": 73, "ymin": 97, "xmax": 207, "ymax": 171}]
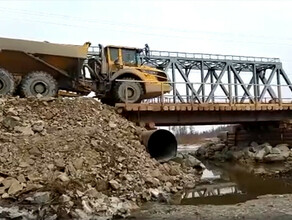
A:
[
  {"xmin": 0, "ymin": 97, "xmax": 198, "ymax": 219},
  {"xmin": 196, "ymin": 141, "xmax": 292, "ymax": 164}
]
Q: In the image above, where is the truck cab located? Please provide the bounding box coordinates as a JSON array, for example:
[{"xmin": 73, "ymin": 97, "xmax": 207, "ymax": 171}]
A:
[{"xmin": 89, "ymin": 44, "xmax": 172, "ymax": 103}]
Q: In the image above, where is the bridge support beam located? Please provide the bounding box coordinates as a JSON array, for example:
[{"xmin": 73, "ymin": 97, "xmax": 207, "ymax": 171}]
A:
[{"xmin": 123, "ymin": 110, "xmax": 292, "ymax": 126}]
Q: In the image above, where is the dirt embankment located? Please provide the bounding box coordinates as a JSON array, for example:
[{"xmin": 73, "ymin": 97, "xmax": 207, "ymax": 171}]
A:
[{"xmin": 0, "ymin": 97, "xmax": 199, "ymax": 219}]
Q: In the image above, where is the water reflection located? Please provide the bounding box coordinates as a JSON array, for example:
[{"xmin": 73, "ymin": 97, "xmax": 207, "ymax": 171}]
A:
[
  {"xmin": 180, "ymin": 162, "xmax": 292, "ymax": 205},
  {"xmin": 184, "ymin": 182, "xmax": 240, "ymax": 199},
  {"xmin": 181, "ymin": 181, "xmax": 249, "ymax": 205}
]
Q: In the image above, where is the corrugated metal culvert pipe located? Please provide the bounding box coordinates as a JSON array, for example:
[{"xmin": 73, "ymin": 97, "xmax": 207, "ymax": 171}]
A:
[{"xmin": 141, "ymin": 129, "xmax": 177, "ymax": 161}]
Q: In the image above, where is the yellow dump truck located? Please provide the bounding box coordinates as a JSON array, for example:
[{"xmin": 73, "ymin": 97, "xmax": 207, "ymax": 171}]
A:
[{"xmin": 0, "ymin": 37, "xmax": 171, "ymax": 103}]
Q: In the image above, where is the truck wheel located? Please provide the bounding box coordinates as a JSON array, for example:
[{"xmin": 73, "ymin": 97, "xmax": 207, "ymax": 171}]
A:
[
  {"xmin": 20, "ymin": 71, "xmax": 57, "ymax": 97},
  {"xmin": 0, "ymin": 68, "xmax": 15, "ymax": 95},
  {"xmin": 113, "ymin": 77, "xmax": 143, "ymax": 103}
]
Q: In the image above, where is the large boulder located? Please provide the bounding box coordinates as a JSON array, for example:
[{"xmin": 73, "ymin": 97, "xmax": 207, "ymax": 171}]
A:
[
  {"xmin": 184, "ymin": 155, "xmax": 201, "ymax": 167},
  {"xmin": 270, "ymin": 148, "xmax": 282, "ymax": 154},
  {"xmin": 274, "ymin": 144, "xmax": 290, "ymax": 158},
  {"xmin": 263, "ymin": 154, "xmax": 286, "ymax": 162},
  {"xmin": 264, "ymin": 145, "xmax": 272, "ymax": 154},
  {"xmin": 275, "ymin": 144, "xmax": 289, "ymax": 150},
  {"xmin": 255, "ymin": 148, "xmax": 268, "ymax": 161}
]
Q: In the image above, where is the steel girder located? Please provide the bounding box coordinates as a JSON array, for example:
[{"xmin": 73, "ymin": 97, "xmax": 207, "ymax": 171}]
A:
[{"xmin": 143, "ymin": 51, "xmax": 292, "ymax": 104}]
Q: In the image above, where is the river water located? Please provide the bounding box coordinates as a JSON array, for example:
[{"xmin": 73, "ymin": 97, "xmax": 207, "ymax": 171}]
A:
[
  {"xmin": 176, "ymin": 144, "xmax": 292, "ymax": 206},
  {"xmin": 180, "ymin": 161, "xmax": 292, "ymax": 205}
]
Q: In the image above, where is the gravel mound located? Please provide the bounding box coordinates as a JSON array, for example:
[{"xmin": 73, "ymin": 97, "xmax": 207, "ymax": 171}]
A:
[{"xmin": 0, "ymin": 97, "xmax": 198, "ymax": 219}]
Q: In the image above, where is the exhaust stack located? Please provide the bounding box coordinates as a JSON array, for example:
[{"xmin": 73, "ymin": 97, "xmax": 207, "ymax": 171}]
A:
[{"xmin": 141, "ymin": 129, "xmax": 177, "ymax": 161}]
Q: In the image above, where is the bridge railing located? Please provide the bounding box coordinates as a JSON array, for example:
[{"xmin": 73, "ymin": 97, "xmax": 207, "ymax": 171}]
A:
[
  {"xmin": 88, "ymin": 46, "xmax": 280, "ymax": 63},
  {"xmin": 149, "ymin": 50, "xmax": 281, "ymax": 63},
  {"xmin": 115, "ymin": 79, "xmax": 292, "ymax": 105}
]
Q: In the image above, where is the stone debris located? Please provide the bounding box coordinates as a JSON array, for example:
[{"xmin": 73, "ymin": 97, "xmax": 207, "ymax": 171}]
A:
[
  {"xmin": 184, "ymin": 154, "xmax": 201, "ymax": 167},
  {"xmin": 255, "ymin": 147, "xmax": 268, "ymax": 161},
  {"xmin": 263, "ymin": 154, "xmax": 286, "ymax": 162},
  {"xmin": 25, "ymin": 192, "xmax": 51, "ymax": 204},
  {"xmin": 196, "ymin": 140, "xmax": 292, "ymax": 164},
  {"xmin": 172, "ymin": 153, "xmax": 205, "ymax": 170},
  {"xmin": 109, "ymin": 179, "xmax": 120, "ymax": 190},
  {"xmin": 14, "ymin": 125, "xmax": 34, "ymax": 135},
  {"xmin": 58, "ymin": 173, "xmax": 70, "ymax": 182},
  {"xmin": 7, "ymin": 180, "xmax": 23, "ymax": 195},
  {"xmin": 31, "ymin": 120, "xmax": 45, "ymax": 132},
  {"xmin": 0, "ymin": 97, "xmax": 199, "ymax": 219}
]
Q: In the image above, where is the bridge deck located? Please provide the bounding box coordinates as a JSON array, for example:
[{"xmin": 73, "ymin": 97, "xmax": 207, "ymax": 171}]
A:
[
  {"xmin": 116, "ymin": 103, "xmax": 292, "ymax": 126},
  {"xmin": 116, "ymin": 103, "xmax": 292, "ymax": 112}
]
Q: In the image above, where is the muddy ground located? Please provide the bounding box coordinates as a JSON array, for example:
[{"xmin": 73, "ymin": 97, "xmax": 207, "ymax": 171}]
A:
[{"xmin": 131, "ymin": 194, "xmax": 292, "ymax": 220}]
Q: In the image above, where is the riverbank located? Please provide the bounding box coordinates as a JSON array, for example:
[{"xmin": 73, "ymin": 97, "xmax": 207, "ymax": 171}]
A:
[
  {"xmin": 131, "ymin": 194, "xmax": 292, "ymax": 220},
  {"xmin": 129, "ymin": 141, "xmax": 292, "ymax": 220}
]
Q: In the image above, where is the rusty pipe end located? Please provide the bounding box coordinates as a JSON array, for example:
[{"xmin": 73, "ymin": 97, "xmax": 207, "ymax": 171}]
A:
[{"xmin": 141, "ymin": 129, "xmax": 177, "ymax": 162}]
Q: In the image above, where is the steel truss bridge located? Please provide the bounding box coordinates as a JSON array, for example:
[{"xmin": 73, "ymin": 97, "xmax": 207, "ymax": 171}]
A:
[
  {"xmin": 116, "ymin": 49, "xmax": 292, "ymax": 126},
  {"xmin": 146, "ymin": 50, "xmax": 292, "ymax": 104}
]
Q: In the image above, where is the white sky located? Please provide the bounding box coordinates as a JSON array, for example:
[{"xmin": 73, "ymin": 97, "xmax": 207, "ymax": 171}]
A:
[
  {"xmin": 1, "ymin": 1, "xmax": 292, "ymax": 80},
  {"xmin": 1, "ymin": 0, "xmax": 292, "ymax": 59},
  {"xmin": 1, "ymin": 0, "xmax": 292, "ymax": 131}
]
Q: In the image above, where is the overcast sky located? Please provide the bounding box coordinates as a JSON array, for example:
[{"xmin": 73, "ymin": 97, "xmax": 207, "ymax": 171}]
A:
[
  {"xmin": 1, "ymin": 0, "xmax": 292, "ymax": 131},
  {"xmin": 1, "ymin": 0, "xmax": 292, "ymax": 69},
  {"xmin": 2, "ymin": 2, "xmax": 291, "ymax": 78},
  {"xmin": 1, "ymin": 1, "xmax": 291, "ymax": 55}
]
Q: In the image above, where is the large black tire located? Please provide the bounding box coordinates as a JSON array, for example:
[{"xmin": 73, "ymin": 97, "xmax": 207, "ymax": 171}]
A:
[
  {"xmin": 20, "ymin": 71, "xmax": 58, "ymax": 97},
  {"xmin": 113, "ymin": 77, "xmax": 143, "ymax": 103},
  {"xmin": 0, "ymin": 68, "xmax": 15, "ymax": 95}
]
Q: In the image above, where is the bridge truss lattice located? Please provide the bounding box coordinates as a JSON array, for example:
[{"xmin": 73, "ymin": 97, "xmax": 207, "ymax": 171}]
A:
[{"xmin": 144, "ymin": 50, "xmax": 292, "ymax": 104}]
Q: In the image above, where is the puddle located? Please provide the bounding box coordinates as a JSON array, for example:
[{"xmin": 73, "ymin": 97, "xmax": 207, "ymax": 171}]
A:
[{"xmin": 179, "ymin": 162, "xmax": 292, "ymax": 206}]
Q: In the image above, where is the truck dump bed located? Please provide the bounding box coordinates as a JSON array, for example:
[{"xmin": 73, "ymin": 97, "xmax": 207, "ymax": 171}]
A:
[
  {"xmin": 0, "ymin": 37, "xmax": 89, "ymax": 59},
  {"xmin": 0, "ymin": 37, "xmax": 90, "ymax": 77}
]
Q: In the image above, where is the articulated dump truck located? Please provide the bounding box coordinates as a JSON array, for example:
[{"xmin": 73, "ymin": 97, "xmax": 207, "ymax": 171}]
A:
[{"xmin": 0, "ymin": 37, "xmax": 171, "ymax": 103}]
